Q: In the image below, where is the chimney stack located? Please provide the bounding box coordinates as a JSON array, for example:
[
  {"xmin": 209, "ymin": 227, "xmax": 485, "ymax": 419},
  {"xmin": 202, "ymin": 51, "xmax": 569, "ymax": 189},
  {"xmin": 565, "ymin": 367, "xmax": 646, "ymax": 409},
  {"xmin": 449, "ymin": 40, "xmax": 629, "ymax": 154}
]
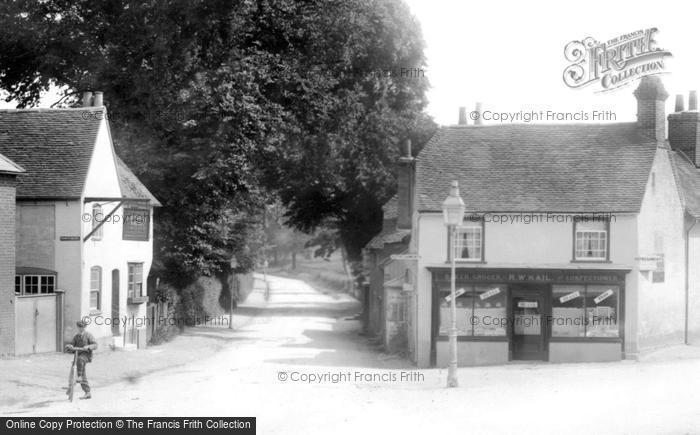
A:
[
  {"xmin": 92, "ymin": 91, "xmax": 103, "ymax": 107},
  {"xmin": 474, "ymin": 102, "xmax": 483, "ymax": 126},
  {"xmin": 458, "ymin": 107, "xmax": 467, "ymax": 125},
  {"xmin": 82, "ymin": 92, "xmax": 93, "ymax": 108},
  {"xmin": 675, "ymin": 94, "xmax": 685, "ymax": 112},
  {"xmin": 633, "ymin": 76, "xmax": 669, "ymax": 143},
  {"xmin": 669, "ymin": 90, "xmax": 700, "ymax": 167},
  {"xmin": 690, "ymin": 91, "xmax": 698, "ymax": 111},
  {"xmin": 396, "ymin": 138, "xmax": 415, "ymax": 229}
]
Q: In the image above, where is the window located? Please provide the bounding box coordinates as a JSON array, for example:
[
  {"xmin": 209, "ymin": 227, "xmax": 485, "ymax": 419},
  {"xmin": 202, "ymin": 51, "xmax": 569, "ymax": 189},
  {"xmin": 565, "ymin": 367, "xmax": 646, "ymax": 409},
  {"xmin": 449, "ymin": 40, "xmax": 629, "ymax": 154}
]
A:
[
  {"xmin": 452, "ymin": 221, "xmax": 483, "ymax": 261},
  {"xmin": 128, "ymin": 263, "xmax": 144, "ymax": 298},
  {"xmin": 438, "ymin": 284, "xmax": 507, "ymax": 336},
  {"xmin": 24, "ymin": 276, "xmax": 39, "ymax": 294},
  {"xmin": 40, "ymin": 276, "xmax": 55, "ymax": 294},
  {"xmin": 90, "ymin": 266, "xmax": 101, "ymax": 311},
  {"xmin": 574, "ymin": 219, "xmax": 608, "ymax": 260},
  {"xmin": 123, "ymin": 208, "xmax": 150, "ymax": 241},
  {"xmin": 552, "ymin": 285, "xmax": 586, "ymax": 337},
  {"xmin": 585, "ymin": 285, "xmax": 619, "ymax": 337},
  {"xmin": 551, "ymin": 284, "xmax": 619, "ymax": 338},
  {"xmin": 15, "ymin": 275, "xmax": 55, "ymax": 295},
  {"xmin": 92, "ymin": 204, "xmax": 103, "ymax": 240},
  {"xmin": 473, "ymin": 285, "xmax": 506, "ymax": 336}
]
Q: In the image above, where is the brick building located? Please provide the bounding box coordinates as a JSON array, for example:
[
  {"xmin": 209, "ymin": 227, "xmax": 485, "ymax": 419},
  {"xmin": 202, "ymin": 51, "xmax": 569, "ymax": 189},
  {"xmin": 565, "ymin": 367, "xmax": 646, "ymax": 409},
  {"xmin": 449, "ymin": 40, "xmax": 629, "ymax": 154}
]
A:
[
  {"xmin": 365, "ymin": 76, "xmax": 700, "ymax": 366},
  {"xmin": 0, "ymin": 153, "xmax": 24, "ymax": 356}
]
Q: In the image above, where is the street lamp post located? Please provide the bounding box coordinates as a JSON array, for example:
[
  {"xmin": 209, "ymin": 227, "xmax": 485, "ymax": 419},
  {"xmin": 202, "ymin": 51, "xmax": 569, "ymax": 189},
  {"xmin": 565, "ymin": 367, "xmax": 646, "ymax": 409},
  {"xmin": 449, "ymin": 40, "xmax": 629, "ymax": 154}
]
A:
[{"xmin": 442, "ymin": 180, "xmax": 466, "ymax": 388}]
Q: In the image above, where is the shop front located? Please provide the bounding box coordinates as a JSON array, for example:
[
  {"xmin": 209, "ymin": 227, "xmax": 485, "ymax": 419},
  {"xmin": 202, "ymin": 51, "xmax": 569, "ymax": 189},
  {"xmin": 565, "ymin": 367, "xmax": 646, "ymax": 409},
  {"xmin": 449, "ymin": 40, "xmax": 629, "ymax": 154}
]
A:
[{"xmin": 429, "ymin": 267, "xmax": 629, "ymax": 366}]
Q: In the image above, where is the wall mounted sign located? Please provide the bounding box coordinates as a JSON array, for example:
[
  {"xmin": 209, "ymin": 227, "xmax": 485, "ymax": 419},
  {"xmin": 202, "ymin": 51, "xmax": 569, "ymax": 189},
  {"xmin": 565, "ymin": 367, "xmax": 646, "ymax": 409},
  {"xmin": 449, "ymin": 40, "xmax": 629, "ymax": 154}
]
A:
[
  {"xmin": 430, "ymin": 268, "xmax": 627, "ymax": 284},
  {"xmin": 559, "ymin": 290, "xmax": 581, "ymax": 303},
  {"xmin": 594, "ymin": 289, "xmax": 614, "ymax": 304},
  {"xmin": 636, "ymin": 256, "xmax": 661, "ymax": 271},
  {"xmin": 480, "ymin": 288, "xmax": 501, "ymax": 300},
  {"xmin": 390, "ymin": 253, "xmax": 420, "ymax": 261},
  {"xmin": 59, "ymin": 236, "xmax": 81, "ymax": 241},
  {"xmin": 518, "ymin": 301, "xmax": 538, "ymax": 308}
]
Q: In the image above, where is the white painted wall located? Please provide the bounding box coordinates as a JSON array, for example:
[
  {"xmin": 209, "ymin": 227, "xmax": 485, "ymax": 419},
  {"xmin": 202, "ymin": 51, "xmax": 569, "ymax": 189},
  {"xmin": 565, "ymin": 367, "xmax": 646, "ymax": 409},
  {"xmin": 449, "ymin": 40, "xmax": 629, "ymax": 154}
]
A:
[{"xmin": 635, "ymin": 147, "xmax": 686, "ymax": 352}]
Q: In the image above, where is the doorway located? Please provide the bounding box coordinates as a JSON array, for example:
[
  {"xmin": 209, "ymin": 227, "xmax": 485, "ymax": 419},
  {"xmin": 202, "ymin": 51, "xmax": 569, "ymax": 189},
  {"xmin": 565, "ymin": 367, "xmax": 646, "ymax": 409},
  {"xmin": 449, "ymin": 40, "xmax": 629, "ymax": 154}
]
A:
[{"xmin": 509, "ymin": 285, "xmax": 548, "ymax": 361}]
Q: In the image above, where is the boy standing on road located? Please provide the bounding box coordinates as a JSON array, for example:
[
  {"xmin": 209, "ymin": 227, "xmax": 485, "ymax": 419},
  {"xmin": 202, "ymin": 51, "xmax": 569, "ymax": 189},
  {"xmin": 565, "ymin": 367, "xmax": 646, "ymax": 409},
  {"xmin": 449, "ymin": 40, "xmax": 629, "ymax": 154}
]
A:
[{"xmin": 65, "ymin": 320, "xmax": 98, "ymax": 400}]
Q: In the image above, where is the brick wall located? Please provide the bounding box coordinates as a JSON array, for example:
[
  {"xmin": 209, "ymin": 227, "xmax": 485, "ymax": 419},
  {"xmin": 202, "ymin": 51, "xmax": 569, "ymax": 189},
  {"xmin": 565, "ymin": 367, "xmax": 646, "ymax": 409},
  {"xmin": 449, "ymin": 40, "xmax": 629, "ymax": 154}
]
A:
[{"xmin": 0, "ymin": 175, "xmax": 16, "ymax": 356}]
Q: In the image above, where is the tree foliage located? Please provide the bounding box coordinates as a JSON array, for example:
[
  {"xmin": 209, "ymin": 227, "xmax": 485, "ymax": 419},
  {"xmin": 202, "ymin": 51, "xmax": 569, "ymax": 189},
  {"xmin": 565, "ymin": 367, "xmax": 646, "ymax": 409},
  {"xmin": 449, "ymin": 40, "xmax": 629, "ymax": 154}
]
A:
[{"xmin": 0, "ymin": 0, "xmax": 434, "ymax": 283}]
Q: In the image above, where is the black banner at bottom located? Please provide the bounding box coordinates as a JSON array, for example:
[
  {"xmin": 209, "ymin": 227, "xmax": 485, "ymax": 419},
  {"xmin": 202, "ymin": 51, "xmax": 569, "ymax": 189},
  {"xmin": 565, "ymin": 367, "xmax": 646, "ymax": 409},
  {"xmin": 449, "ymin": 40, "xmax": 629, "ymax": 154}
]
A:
[{"xmin": 2, "ymin": 417, "xmax": 256, "ymax": 433}]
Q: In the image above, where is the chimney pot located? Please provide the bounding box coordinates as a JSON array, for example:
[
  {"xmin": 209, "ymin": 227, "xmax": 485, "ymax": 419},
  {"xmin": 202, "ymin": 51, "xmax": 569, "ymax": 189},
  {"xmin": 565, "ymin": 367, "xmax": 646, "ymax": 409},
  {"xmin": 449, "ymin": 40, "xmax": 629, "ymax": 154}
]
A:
[
  {"xmin": 92, "ymin": 91, "xmax": 103, "ymax": 107},
  {"xmin": 82, "ymin": 92, "xmax": 93, "ymax": 108},
  {"xmin": 675, "ymin": 94, "xmax": 685, "ymax": 112},
  {"xmin": 474, "ymin": 102, "xmax": 483, "ymax": 126},
  {"xmin": 458, "ymin": 107, "xmax": 467, "ymax": 125},
  {"xmin": 690, "ymin": 91, "xmax": 698, "ymax": 111},
  {"xmin": 404, "ymin": 138, "xmax": 412, "ymax": 158}
]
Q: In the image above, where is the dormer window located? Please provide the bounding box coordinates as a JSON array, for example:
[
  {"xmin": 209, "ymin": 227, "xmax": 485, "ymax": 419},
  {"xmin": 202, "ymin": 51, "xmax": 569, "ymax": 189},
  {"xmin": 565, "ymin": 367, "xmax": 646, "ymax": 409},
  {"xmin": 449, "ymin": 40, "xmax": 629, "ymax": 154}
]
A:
[{"xmin": 574, "ymin": 219, "xmax": 609, "ymax": 261}]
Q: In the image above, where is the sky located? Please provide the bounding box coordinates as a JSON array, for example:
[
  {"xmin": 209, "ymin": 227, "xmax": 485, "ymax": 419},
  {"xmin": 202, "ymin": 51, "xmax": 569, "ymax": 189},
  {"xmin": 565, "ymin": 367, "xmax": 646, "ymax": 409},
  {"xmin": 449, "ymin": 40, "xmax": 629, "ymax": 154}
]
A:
[{"xmin": 403, "ymin": 0, "xmax": 700, "ymax": 125}]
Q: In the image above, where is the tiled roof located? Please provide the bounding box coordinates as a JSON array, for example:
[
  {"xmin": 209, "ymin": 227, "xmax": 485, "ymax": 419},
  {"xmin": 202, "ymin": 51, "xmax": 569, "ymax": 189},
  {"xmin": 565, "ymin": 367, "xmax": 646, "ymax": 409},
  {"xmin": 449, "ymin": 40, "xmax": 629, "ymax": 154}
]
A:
[
  {"xmin": 115, "ymin": 155, "xmax": 162, "ymax": 206},
  {"xmin": 671, "ymin": 150, "xmax": 700, "ymax": 218},
  {"xmin": 0, "ymin": 108, "xmax": 103, "ymax": 198},
  {"xmin": 366, "ymin": 219, "xmax": 410, "ymax": 250},
  {"xmin": 0, "ymin": 152, "xmax": 24, "ymax": 174},
  {"xmin": 382, "ymin": 194, "xmax": 398, "ymax": 219},
  {"xmin": 416, "ymin": 123, "xmax": 657, "ymax": 212}
]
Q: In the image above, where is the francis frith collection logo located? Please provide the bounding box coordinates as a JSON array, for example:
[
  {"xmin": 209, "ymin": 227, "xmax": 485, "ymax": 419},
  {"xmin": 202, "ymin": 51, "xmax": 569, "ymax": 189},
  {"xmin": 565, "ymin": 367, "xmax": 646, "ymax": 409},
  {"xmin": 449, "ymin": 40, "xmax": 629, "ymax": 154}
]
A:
[{"xmin": 563, "ymin": 28, "xmax": 672, "ymax": 92}]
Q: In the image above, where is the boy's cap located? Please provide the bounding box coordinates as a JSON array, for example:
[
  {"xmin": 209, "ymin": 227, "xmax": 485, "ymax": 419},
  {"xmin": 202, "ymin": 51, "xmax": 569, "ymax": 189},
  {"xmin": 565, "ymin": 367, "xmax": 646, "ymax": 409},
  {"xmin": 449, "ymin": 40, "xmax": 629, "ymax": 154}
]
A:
[{"xmin": 76, "ymin": 320, "xmax": 87, "ymax": 327}]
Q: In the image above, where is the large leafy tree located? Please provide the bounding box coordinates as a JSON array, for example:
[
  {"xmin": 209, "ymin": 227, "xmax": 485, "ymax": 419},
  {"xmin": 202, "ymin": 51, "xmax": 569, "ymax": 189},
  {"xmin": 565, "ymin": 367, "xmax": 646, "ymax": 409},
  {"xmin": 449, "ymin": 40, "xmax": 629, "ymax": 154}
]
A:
[{"xmin": 0, "ymin": 0, "xmax": 434, "ymax": 283}]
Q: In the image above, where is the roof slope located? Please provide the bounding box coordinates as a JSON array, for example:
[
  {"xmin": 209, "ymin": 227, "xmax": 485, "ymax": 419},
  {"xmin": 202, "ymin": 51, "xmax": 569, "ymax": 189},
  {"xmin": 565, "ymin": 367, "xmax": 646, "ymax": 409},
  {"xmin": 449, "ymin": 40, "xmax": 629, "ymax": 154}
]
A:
[
  {"xmin": 0, "ymin": 108, "xmax": 103, "ymax": 198},
  {"xmin": 671, "ymin": 151, "xmax": 700, "ymax": 218},
  {"xmin": 115, "ymin": 155, "xmax": 162, "ymax": 206},
  {"xmin": 0, "ymin": 152, "xmax": 24, "ymax": 174},
  {"xmin": 416, "ymin": 123, "xmax": 657, "ymax": 212}
]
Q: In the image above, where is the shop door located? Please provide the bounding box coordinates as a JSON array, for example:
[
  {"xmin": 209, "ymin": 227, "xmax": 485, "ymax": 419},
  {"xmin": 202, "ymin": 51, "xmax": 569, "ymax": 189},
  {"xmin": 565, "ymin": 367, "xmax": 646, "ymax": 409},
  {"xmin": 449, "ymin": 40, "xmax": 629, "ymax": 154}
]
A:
[{"xmin": 510, "ymin": 287, "xmax": 547, "ymax": 361}]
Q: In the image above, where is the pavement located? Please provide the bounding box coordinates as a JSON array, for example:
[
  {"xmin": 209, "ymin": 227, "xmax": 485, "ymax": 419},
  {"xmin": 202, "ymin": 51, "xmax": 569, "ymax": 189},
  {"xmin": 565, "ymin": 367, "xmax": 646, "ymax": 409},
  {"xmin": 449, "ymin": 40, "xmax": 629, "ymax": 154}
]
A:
[{"xmin": 2, "ymin": 274, "xmax": 700, "ymax": 434}]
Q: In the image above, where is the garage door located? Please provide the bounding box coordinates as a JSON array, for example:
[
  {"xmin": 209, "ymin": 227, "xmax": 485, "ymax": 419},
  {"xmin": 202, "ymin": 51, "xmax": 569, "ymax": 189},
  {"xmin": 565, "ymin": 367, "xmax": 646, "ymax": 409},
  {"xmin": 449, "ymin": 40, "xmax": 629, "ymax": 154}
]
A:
[{"xmin": 15, "ymin": 295, "xmax": 57, "ymax": 354}]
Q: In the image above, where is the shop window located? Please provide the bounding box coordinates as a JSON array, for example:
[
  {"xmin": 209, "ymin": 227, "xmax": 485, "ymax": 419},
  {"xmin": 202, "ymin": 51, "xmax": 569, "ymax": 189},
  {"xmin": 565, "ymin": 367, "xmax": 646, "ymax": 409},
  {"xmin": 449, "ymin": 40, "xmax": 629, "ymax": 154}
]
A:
[
  {"xmin": 438, "ymin": 284, "xmax": 474, "ymax": 336},
  {"xmin": 574, "ymin": 219, "xmax": 608, "ymax": 260},
  {"xmin": 128, "ymin": 263, "xmax": 144, "ymax": 298},
  {"xmin": 473, "ymin": 285, "xmax": 506, "ymax": 336},
  {"xmin": 452, "ymin": 221, "xmax": 483, "ymax": 261},
  {"xmin": 90, "ymin": 266, "xmax": 101, "ymax": 311},
  {"xmin": 123, "ymin": 208, "xmax": 150, "ymax": 241},
  {"xmin": 585, "ymin": 286, "xmax": 619, "ymax": 337},
  {"xmin": 552, "ymin": 285, "xmax": 586, "ymax": 337},
  {"xmin": 438, "ymin": 284, "xmax": 507, "ymax": 336},
  {"xmin": 91, "ymin": 203, "xmax": 103, "ymax": 240}
]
